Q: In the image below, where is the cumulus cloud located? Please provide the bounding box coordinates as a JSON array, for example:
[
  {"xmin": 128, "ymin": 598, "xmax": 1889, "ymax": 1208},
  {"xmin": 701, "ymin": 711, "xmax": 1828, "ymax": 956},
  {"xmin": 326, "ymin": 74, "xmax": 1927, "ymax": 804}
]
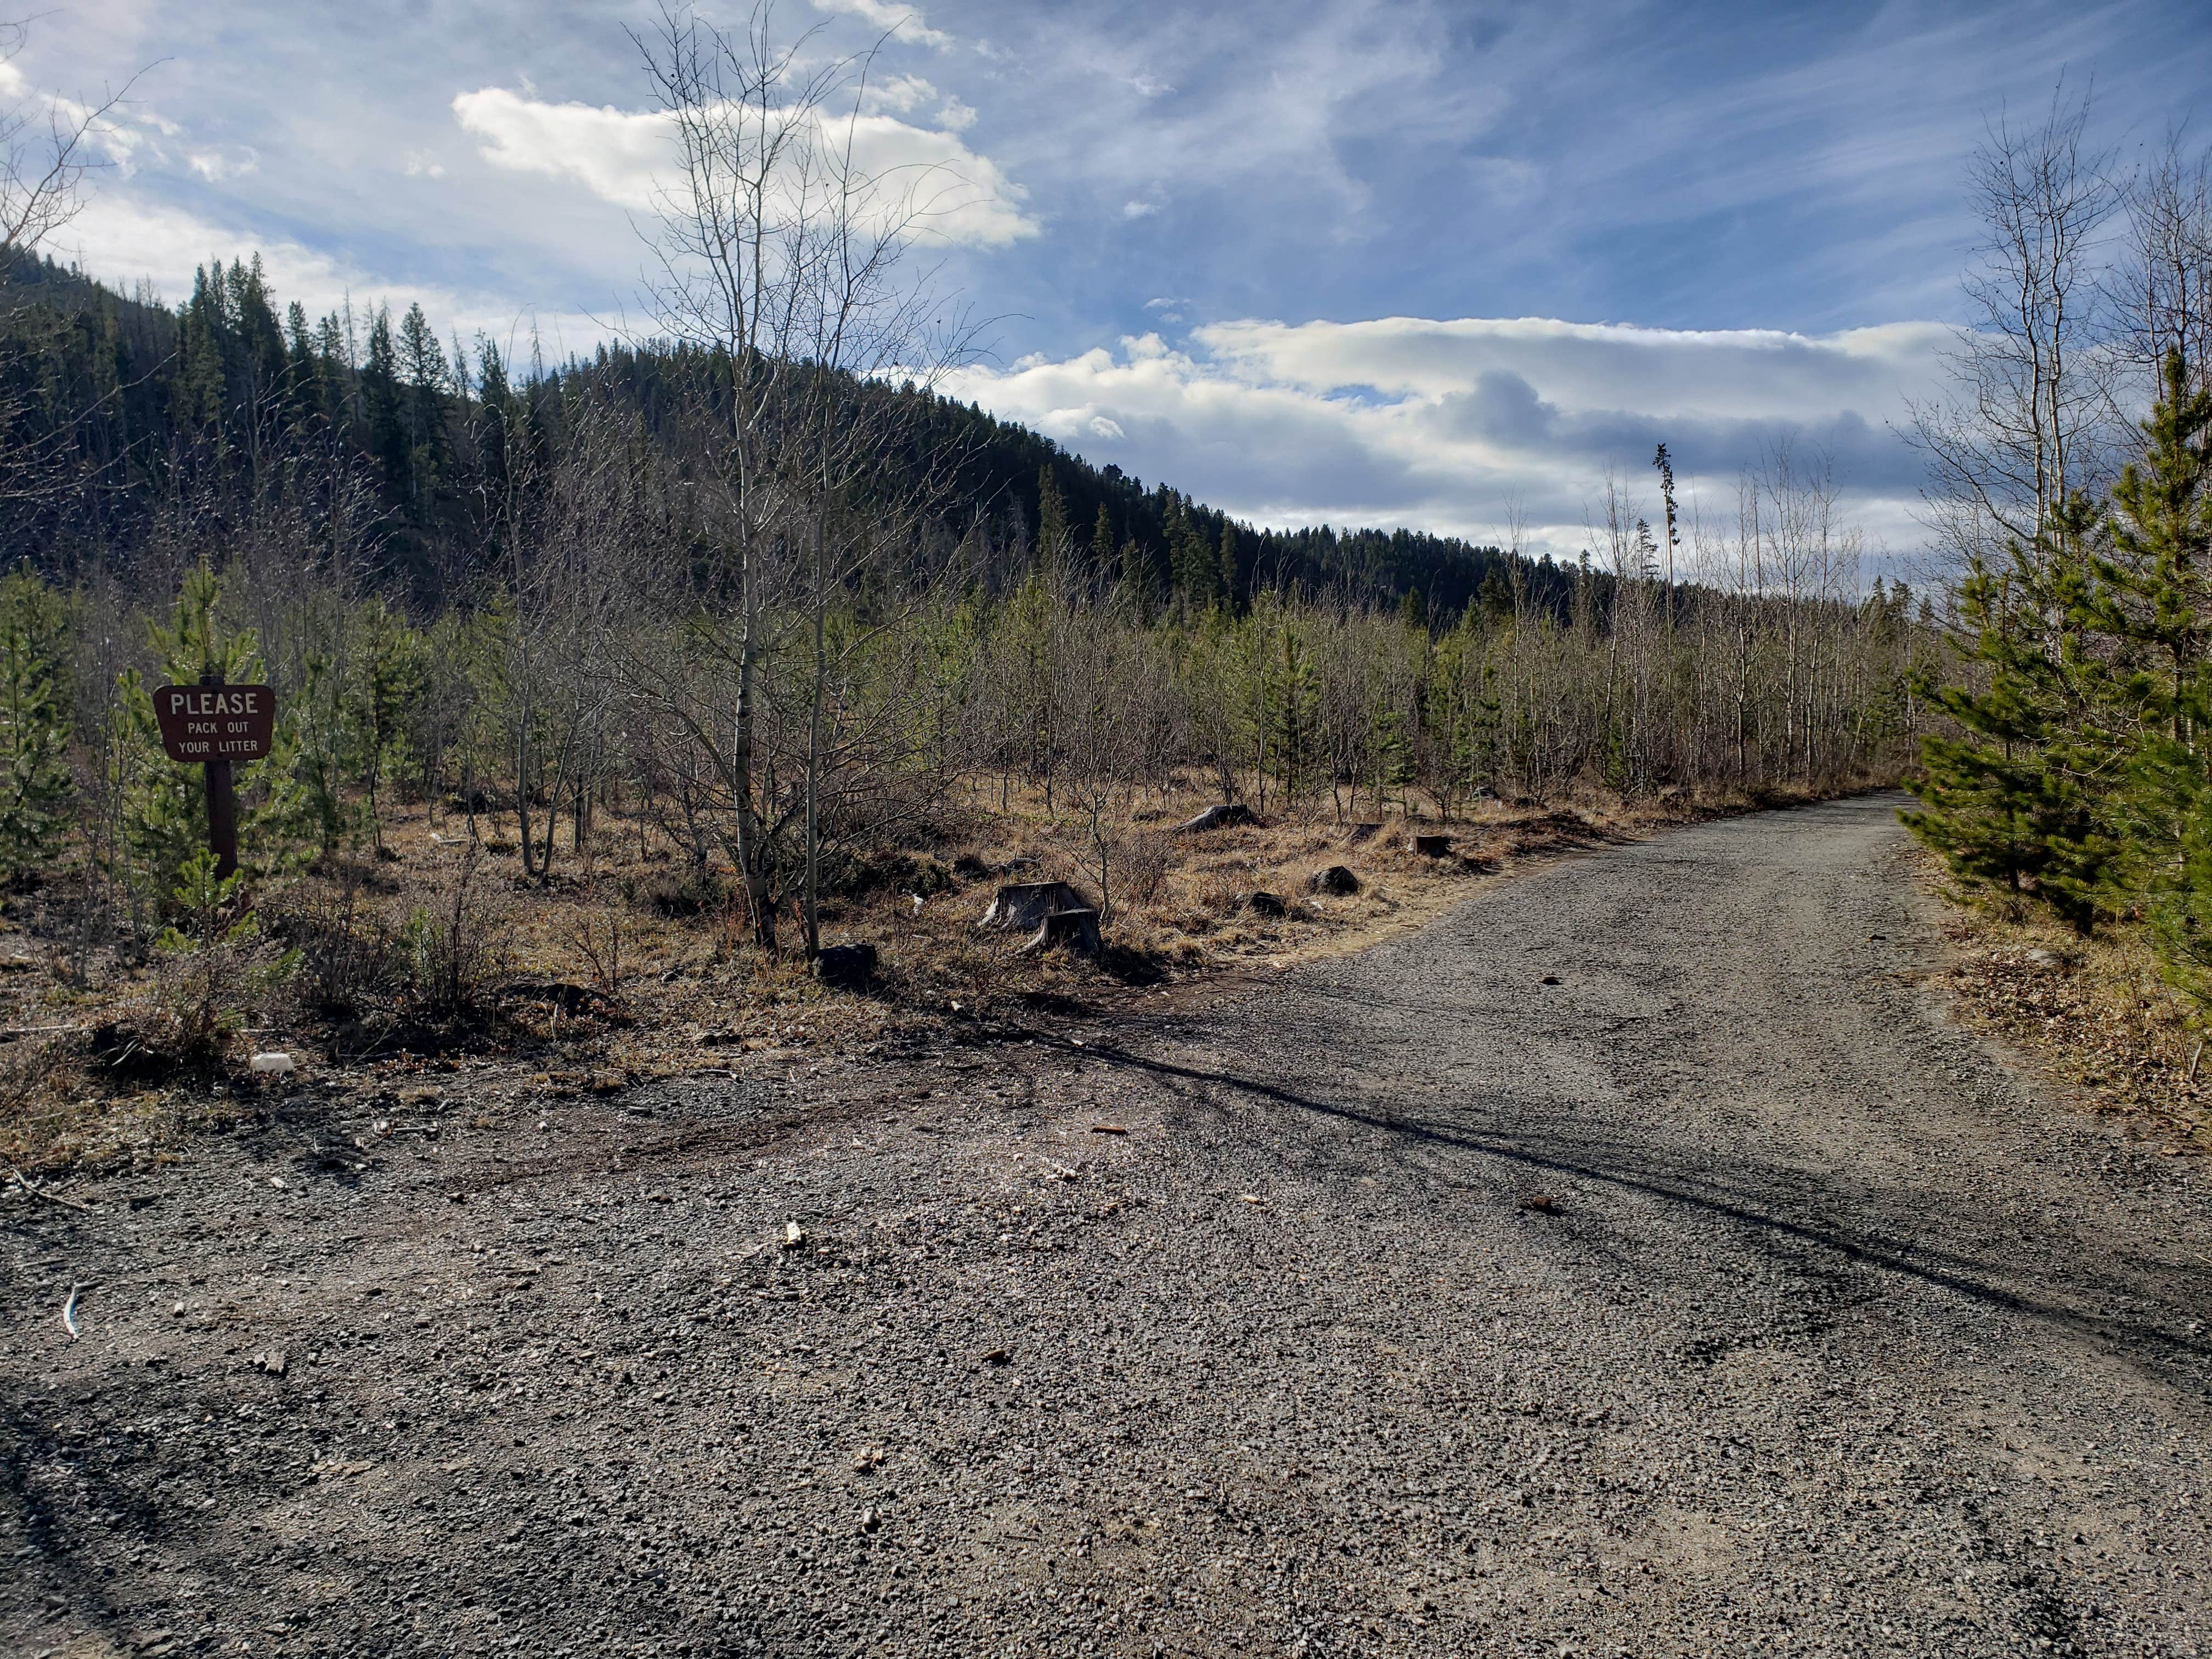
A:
[
  {"xmin": 450, "ymin": 86, "xmax": 1035, "ymax": 248},
  {"xmin": 807, "ymin": 0, "xmax": 950, "ymax": 52},
  {"xmin": 858, "ymin": 72, "xmax": 939, "ymax": 116},
  {"xmin": 940, "ymin": 315, "xmax": 1952, "ymax": 560}
]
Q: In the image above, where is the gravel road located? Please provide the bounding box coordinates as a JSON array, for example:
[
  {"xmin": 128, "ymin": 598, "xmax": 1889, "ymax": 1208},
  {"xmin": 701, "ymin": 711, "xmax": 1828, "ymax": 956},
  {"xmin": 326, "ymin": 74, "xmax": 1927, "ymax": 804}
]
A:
[{"xmin": 6, "ymin": 792, "xmax": 2209, "ymax": 1658}]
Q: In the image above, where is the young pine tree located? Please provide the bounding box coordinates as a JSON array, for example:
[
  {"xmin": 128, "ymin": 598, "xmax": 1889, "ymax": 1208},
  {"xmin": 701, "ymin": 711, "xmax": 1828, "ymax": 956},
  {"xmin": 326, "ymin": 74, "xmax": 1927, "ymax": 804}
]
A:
[
  {"xmin": 0, "ymin": 567, "xmax": 74, "ymax": 882},
  {"xmin": 2090, "ymin": 353, "xmax": 2212, "ymax": 995},
  {"xmin": 1902, "ymin": 495, "xmax": 2119, "ymax": 933},
  {"xmin": 115, "ymin": 565, "xmax": 313, "ymax": 905},
  {"xmin": 356, "ymin": 596, "xmax": 426, "ymax": 850}
]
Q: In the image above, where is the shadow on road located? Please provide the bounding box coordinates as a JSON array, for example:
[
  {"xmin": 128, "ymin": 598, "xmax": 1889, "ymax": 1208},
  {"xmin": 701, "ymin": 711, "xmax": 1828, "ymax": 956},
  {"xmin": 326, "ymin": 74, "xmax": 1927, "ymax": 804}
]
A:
[{"xmin": 1040, "ymin": 1030, "xmax": 2212, "ymax": 1384}]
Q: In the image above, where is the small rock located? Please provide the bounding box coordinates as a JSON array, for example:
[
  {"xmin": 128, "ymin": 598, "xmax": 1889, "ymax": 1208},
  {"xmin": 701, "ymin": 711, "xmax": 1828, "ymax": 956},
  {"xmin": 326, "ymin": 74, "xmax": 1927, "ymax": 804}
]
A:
[
  {"xmin": 1522, "ymin": 1193, "xmax": 1561, "ymax": 1215},
  {"xmin": 1249, "ymin": 891, "xmax": 1288, "ymax": 919},
  {"xmin": 783, "ymin": 1220, "xmax": 806, "ymax": 1248},
  {"xmin": 1308, "ymin": 865, "xmax": 1361, "ymax": 896},
  {"xmin": 249, "ymin": 1052, "xmax": 295, "ymax": 1075},
  {"xmin": 981, "ymin": 1347, "xmax": 1012, "ymax": 1365}
]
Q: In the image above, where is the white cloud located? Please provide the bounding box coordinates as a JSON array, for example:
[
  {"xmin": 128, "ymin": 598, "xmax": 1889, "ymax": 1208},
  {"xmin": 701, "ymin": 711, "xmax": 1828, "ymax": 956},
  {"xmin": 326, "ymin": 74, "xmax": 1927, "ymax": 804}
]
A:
[
  {"xmin": 1121, "ymin": 199, "xmax": 1159, "ymax": 220},
  {"xmin": 858, "ymin": 72, "xmax": 938, "ymax": 116},
  {"xmin": 450, "ymin": 86, "xmax": 1035, "ymax": 248},
  {"xmin": 451, "ymin": 88, "xmax": 668, "ymax": 210},
  {"xmin": 50, "ymin": 188, "xmax": 603, "ymax": 351},
  {"xmin": 859, "ymin": 74, "xmax": 974, "ymax": 132},
  {"xmin": 941, "ymin": 315, "xmax": 1951, "ymax": 561},
  {"xmin": 187, "ymin": 147, "xmax": 258, "ymax": 183},
  {"xmin": 808, "ymin": 0, "xmax": 950, "ymax": 52}
]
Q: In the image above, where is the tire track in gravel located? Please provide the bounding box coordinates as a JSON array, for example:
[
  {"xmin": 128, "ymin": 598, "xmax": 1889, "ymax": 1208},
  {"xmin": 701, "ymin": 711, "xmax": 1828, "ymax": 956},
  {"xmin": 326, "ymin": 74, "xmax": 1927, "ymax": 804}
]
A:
[{"xmin": 5, "ymin": 791, "xmax": 2210, "ymax": 1658}]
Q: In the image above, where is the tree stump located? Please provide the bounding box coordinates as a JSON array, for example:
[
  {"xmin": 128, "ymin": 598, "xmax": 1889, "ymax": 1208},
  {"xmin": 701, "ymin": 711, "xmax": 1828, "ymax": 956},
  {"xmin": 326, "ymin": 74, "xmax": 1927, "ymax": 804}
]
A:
[
  {"xmin": 813, "ymin": 943, "xmax": 877, "ymax": 990},
  {"xmin": 979, "ymin": 881, "xmax": 1091, "ymax": 930},
  {"xmin": 1409, "ymin": 834, "xmax": 1455, "ymax": 857},
  {"xmin": 1175, "ymin": 802, "xmax": 1254, "ymax": 834},
  {"xmin": 1020, "ymin": 908, "xmax": 1101, "ymax": 956}
]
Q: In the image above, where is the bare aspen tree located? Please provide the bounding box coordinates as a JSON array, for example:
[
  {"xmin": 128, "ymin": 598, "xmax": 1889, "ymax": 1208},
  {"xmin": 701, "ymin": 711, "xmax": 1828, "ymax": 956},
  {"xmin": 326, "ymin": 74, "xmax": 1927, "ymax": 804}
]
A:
[
  {"xmin": 631, "ymin": 2, "xmax": 970, "ymax": 953},
  {"xmin": 0, "ymin": 20, "xmax": 139, "ymax": 280},
  {"xmin": 2113, "ymin": 129, "xmax": 2212, "ymax": 398},
  {"xmin": 1910, "ymin": 88, "xmax": 2120, "ymax": 572}
]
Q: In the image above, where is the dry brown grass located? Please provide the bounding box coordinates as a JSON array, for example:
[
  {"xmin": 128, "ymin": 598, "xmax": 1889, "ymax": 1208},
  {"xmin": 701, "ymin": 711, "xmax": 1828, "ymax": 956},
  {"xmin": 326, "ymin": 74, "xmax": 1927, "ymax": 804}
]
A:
[
  {"xmin": 0, "ymin": 770, "xmax": 1898, "ymax": 1171},
  {"xmin": 1922, "ymin": 857, "xmax": 2210, "ymax": 1155}
]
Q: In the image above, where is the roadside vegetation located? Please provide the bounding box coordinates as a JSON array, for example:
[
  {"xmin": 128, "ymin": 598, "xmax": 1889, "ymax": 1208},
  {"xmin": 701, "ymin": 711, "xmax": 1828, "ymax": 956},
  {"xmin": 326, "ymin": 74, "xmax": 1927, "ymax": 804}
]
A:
[
  {"xmin": 1901, "ymin": 97, "xmax": 2212, "ymax": 1144},
  {"xmin": 0, "ymin": 9, "xmax": 1928, "ymax": 1170}
]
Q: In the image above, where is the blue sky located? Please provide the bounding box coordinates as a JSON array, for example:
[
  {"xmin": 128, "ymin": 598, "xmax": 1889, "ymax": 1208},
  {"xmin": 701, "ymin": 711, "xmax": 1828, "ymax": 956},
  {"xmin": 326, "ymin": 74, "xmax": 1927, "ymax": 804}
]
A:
[{"xmin": 26, "ymin": 0, "xmax": 2212, "ymax": 559}]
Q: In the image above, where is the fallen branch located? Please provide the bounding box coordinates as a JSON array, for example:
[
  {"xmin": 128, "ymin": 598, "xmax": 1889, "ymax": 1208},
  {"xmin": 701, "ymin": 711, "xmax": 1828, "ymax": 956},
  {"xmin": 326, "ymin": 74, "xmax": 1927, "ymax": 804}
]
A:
[{"xmin": 6, "ymin": 1167, "xmax": 95, "ymax": 1213}]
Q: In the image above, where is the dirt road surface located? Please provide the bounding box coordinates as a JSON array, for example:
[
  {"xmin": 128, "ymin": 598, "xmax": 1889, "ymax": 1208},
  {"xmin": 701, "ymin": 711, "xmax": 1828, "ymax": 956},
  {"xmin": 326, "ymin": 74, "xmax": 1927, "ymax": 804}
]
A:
[{"xmin": 6, "ymin": 793, "xmax": 2209, "ymax": 1657}]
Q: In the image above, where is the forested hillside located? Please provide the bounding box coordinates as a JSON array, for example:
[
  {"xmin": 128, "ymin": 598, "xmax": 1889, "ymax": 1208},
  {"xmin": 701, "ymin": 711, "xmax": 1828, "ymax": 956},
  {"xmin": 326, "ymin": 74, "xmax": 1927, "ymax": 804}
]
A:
[{"xmin": 0, "ymin": 251, "xmax": 1563, "ymax": 618}]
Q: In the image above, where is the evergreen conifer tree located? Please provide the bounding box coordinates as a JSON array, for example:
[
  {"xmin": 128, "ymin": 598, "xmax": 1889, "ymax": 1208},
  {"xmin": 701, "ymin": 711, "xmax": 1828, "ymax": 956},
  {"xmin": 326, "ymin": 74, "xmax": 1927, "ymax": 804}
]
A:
[
  {"xmin": 2089, "ymin": 352, "xmax": 2212, "ymax": 993},
  {"xmin": 1036, "ymin": 464, "xmax": 1070, "ymax": 558},
  {"xmin": 1901, "ymin": 495, "xmax": 2118, "ymax": 932},
  {"xmin": 361, "ymin": 306, "xmax": 407, "ymax": 493},
  {"xmin": 397, "ymin": 302, "xmax": 451, "ymax": 510}
]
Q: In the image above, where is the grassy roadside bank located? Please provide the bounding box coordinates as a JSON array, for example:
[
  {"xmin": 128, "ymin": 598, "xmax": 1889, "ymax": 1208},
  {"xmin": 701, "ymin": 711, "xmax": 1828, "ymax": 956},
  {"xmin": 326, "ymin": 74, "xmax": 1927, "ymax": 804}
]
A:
[{"xmin": 1918, "ymin": 848, "xmax": 2211, "ymax": 1159}]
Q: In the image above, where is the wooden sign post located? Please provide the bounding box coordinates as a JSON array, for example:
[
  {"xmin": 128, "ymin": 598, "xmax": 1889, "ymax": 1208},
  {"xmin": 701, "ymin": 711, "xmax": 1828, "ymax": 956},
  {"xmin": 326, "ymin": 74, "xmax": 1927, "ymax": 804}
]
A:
[{"xmin": 151, "ymin": 678, "xmax": 276, "ymax": 879}]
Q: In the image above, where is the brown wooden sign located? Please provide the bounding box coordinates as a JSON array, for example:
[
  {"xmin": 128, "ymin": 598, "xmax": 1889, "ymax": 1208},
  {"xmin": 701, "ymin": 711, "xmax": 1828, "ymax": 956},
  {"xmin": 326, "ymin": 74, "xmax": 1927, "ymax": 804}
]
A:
[{"xmin": 152, "ymin": 683, "xmax": 275, "ymax": 765}]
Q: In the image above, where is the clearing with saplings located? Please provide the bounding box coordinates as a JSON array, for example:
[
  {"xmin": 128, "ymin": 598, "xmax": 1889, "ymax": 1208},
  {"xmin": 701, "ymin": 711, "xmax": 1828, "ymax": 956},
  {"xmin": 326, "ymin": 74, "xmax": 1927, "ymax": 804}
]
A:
[{"xmin": 4, "ymin": 7, "xmax": 2211, "ymax": 1658}]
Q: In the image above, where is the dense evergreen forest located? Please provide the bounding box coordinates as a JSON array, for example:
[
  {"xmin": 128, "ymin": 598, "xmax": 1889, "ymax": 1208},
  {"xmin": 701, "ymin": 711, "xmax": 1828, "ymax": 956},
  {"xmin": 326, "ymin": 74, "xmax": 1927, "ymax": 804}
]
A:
[{"xmin": 0, "ymin": 251, "xmax": 1569, "ymax": 620}]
